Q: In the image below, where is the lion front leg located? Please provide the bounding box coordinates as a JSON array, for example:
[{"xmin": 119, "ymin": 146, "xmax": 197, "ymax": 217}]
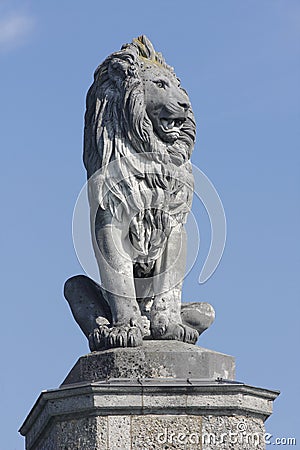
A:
[
  {"xmin": 90, "ymin": 217, "xmax": 150, "ymax": 350},
  {"xmin": 150, "ymin": 224, "xmax": 199, "ymax": 344}
]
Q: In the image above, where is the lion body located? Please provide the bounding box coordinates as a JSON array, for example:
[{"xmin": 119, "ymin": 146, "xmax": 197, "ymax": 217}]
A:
[{"xmin": 82, "ymin": 36, "xmax": 198, "ymax": 347}]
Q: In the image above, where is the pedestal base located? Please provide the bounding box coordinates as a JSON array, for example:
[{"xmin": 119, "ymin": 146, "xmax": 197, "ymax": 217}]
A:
[
  {"xmin": 20, "ymin": 379, "xmax": 279, "ymax": 450},
  {"xmin": 20, "ymin": 343, "xmax": 278, "ymax": 449}
]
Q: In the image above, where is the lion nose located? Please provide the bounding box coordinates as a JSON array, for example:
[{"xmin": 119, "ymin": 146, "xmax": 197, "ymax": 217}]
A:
[{"xmin": 178, "ymin": 101, "xmax": 190, "ymax": 111}]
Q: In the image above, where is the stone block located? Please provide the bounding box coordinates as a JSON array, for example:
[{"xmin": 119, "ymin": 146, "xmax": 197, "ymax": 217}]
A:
[{"xmin": 61, "ymin": 340, "xmax": 235, "ymax": 385}]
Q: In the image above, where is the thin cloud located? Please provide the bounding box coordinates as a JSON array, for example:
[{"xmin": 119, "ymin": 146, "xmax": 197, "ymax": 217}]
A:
[{"xmin": 0, "ymin": 13, "xmax": 34, "ymax": 52}]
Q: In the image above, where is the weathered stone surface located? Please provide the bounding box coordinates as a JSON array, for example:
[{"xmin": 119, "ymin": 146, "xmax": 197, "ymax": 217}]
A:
[
  {"xmin": 28, "ymin": 416, "xmax": 107, "ymax": 450},
  {"xmin": 202, "ymin": 415, "xmax": 265, "ymax": 450},
  {"xmin": 61, "ymin": 341, "xmax": 235, "ymax": 385},
  {"xmin": 131, "ymin": 415, "xmax": 202, "ymax": 449},
  {"xmin": 26, "ymin": 414, "xmax": 267, "ymax": 450},
  {"xmin": 20, "ymin": 380, "xmax": 279, "ymax": 450},
  {"xmin": 107, "ymin": 416, "xmax": 131, "ymax": 450}
]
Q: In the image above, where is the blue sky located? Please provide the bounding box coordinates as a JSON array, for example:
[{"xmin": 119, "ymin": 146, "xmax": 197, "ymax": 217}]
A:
[{"xmin": 0, "ymin": 1, "xmax": 299, "ymax": 448}]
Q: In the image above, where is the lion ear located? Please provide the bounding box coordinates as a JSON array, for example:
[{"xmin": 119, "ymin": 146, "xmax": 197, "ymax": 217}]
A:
[{"xmin": 108, "ymin": 59, "xmax": 129, "ymax": 82}]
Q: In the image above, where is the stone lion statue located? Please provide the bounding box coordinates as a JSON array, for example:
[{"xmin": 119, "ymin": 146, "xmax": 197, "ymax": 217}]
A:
[{"xmin": 64, "ymin": 36, "xmax": 214, "ymax": 350}]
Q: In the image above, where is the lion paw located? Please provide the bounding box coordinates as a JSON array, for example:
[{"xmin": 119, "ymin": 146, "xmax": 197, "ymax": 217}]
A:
[
  {"xmin": 89, "ymin": 323, "xmax": 143, "ymax": 351},
  {"xmin": 182, "ymin": 324, "xmax": 199, "ymax": 344},
  {"xmin": 151, "ymin": 319, "xmax": 199, "ymax": 344}
]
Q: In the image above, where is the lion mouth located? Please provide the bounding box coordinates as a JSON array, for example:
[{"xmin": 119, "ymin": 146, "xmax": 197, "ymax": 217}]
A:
[{"xmin": 160, "ymin": 118, "xmax": 185, "ymax": 137}]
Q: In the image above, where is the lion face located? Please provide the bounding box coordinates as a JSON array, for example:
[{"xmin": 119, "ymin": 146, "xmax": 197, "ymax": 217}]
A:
[
  {"xmin": 141, "ymin": 64, "xmax": 191, "ymax": 144},
  {"xmin": 84, "ymin": 36, "xmax": 196, "ymax": 182}
]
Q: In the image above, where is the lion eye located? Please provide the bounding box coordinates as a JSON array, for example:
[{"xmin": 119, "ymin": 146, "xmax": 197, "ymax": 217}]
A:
[{"xmin": 154, "ymin": 80, "xmax": 166, "ymax": 88}]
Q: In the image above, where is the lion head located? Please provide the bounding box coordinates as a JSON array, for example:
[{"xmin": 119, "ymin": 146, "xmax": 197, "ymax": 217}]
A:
[
  {"xmin": 83, "ymin": 35, "xmax": 196, "ymax": 179},
  {"xmin": 142, "ymin": 62, "xmax": 191, "ymax": 144}
]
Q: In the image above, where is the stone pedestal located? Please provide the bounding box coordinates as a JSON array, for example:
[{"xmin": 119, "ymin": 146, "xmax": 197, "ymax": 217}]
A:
[
  {"xmin": 20, "ymin": 342, "xmax": 279, "ymax": 449},
  {"xmin": 62, "ymin": 341, "xmax": 235, "ymax": 384}
]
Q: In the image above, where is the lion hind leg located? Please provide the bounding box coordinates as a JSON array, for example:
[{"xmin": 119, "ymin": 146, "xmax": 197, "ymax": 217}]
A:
[
  {"xmin": 64, "ymin": 275, "xmax": 112, "ymax": 339},
  {"xmin": 150, "ymin": 293, "xmax": 199, "ymax": 344},
  {"xmin": 181, "ymin": 302, "xmax": 215, "ymax": 336},
  {"xmin": 64, "ymin": 275, "xmax": 147, "ymax": 351}
]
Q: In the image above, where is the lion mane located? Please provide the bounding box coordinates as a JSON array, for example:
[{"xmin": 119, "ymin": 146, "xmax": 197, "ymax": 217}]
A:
[{"xmin": 83, "ymin": 36, "xmax": 196, "ymax": 266}]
